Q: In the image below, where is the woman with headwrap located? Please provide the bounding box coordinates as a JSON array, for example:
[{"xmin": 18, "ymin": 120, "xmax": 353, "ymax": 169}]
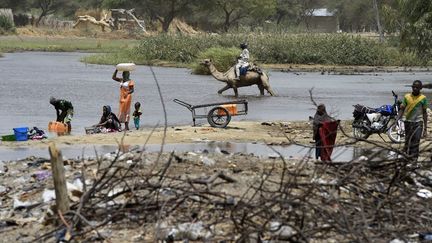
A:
[
  {"xmin": 96, "ymin": 105, "xmax": 121, "ymax": 132},
  {"xmin": 112, "ymin": 69, "xmax": 135, "ymax": 130},
  {"xmin": 312, "ymin": 104, "xmax": 337, "ymax": 161}
]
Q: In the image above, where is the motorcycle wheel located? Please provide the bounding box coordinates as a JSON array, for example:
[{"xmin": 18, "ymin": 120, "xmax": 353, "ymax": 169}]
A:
[
  {"xmin": 352, "ymin": 120, "xmax": 370, "ymax": 139},
  {"xmin": 387, "ymin": 120, "xmax": 405, "ymax": 143}
]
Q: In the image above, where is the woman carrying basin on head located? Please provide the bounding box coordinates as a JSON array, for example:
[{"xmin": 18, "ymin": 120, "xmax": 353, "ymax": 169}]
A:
[{"xmin": 112, "ymin": 68, "xmax": 135, "ymax": 130}]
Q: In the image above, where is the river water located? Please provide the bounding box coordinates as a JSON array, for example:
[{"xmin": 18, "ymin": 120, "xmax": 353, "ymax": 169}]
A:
[{"xmin": 1, "ymin": 51, "xmax": 432, "ymax": 135}]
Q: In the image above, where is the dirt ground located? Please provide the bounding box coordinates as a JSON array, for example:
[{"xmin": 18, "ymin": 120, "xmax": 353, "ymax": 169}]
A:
[{"xmin": 1, "ymin": 120, "xmax": 354, "ymax": 149}]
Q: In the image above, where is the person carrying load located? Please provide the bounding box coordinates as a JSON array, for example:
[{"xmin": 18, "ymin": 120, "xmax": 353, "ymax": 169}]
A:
[
  {"xmin": 50, "ymin": 97, "xmax": 73, "ymax": 133},
  {"xmin": 112, "ymin": 64, "xmax": 135, "ymax": 131}
]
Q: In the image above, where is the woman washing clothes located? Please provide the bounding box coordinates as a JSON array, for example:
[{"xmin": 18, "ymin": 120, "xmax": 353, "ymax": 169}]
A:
[
  {"xmin": 95, "ymin": 105, "xmax": 122, "ymax": 132},
  {"xmin": 112, "ymin": 69, "xmax": 135, "ymax": 130}
]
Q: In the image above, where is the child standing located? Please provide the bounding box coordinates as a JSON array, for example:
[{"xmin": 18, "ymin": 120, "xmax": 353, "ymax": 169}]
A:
[{"xmin": 132, "ymin": 102, "xmax": 142, "ymax": 130}]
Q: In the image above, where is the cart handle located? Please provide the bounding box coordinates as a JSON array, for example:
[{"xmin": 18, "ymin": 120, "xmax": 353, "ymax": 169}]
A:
[{"xmin": 173, "ymin": 99, "xmax": 192, "ymax": 109}]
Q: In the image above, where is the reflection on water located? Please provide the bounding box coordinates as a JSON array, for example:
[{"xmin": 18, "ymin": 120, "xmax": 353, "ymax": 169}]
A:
[
  {"xmin": 352, "ymin": 146, "xmax": 397, "ymax": 161},
  {"xmin": 0, "ymin": 141, "xmax": 395, "ymax": 162}
]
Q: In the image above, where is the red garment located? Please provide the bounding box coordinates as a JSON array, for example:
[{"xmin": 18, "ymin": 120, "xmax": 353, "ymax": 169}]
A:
[{"xmin": 318, "ymin": 121, "xmax": 339, "ymax": 162}]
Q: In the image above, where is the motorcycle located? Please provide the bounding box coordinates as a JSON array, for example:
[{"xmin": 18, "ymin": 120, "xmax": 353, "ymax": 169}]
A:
[{"xmin": 352, "ymin": 91, "xmax": 405, "ymax": 143}]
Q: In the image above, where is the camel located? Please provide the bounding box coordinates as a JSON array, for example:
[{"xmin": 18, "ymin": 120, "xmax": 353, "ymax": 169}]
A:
[{"xmin": 201, "ymin": 59, "xmax": 276, "ymax": 97}]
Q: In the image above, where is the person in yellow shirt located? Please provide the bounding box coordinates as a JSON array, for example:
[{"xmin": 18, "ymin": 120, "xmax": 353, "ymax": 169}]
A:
[{"xmin": 398, "ymin": 80, "xmax": 428, "ymax": 161}]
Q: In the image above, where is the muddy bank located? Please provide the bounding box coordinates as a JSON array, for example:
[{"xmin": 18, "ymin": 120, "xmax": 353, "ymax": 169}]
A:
[
  {"xmin": 264, "ymin": 63, "xmax": 432, "ymax": 74},
  {"xmin": 0, "ymin": 121, "xmax": 351, "ymax": 149}
]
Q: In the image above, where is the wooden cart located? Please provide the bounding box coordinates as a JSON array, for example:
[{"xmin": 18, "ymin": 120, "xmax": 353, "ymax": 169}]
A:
[{"xmin": 173, "ymin": 99, "xmax": 248, "ymax": 128}]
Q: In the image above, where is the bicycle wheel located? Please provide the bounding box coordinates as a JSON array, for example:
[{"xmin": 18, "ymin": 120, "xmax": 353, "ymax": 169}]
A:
[
  {"xmin": 387, "ymin": 120, "xmax": 405, "ymax": 143},
  {"xmin": 207, "ymin": 107, "xmax": 231, "ymax": 128}
]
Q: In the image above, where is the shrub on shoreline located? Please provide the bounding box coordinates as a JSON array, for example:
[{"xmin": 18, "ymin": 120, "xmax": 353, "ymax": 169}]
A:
[
  {"xmin": 10, "ymin": 32, "xmax": 423, "ymax": 68},
  {"xmin": 127, "ymin": 33, "xmax": 423, "ymax": 67},
  {"xmin": 0, "ymin": 15, "xmax": 15, "ymax": 34},
  {"xmin": 191, "ymin": 47, "xmax": 239, "ymax": 75}
]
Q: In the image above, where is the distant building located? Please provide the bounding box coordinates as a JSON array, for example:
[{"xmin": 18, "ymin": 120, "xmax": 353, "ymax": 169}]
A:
[{"xmin": 304, "ymin": 8, "xmax": 339, "ymax": 33}]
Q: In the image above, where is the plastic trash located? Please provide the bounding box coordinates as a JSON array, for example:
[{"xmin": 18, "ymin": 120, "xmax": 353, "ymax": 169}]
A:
[
  {"xmin": 200, "ymin": 156, "xmax": 215, "ymax": 166},
  {"xmin": 419, "ymin": 232, "xmax": 432, "ymax": 241},
  {"xmin": 42, "ymin": 189, "xmax": 56, "ymax": 202},
  {"xmin": 33, "ymin": 170, "xmax": 52, "ymax": 181},
  {"xmin": 417, "ymin": 189, "xmax": 432, "ymax": 199}
]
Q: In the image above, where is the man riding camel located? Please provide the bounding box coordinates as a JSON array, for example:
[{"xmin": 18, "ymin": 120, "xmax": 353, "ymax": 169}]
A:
[{"xmin": 235, "ymin": 43, "xmax": 249, "ymax": 81}]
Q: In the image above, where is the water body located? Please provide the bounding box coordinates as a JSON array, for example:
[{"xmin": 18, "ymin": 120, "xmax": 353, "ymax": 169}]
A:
[
  {"xmin": 1, "ymin": 51, "xmax": 432, "ymax": 136},
  {"xmin": 0, "ymin": 142, "xmax": 393, "ymax": 162}
]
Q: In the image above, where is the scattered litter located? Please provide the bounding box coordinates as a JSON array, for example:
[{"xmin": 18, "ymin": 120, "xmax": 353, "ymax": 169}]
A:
[
  {"xmin": 200, "ymin": 156, "xmax": 215, "ymax": 166},
  {"xmin": 0, "ymin": 185, "xmax": 8, "ymax": 195},
  {"xmin": 417, "ymin": 189, "xmax": 432, "ymax": 199},
  {"xmin": 269, "ymin": 221, "xmax": 295, "ymax": 240},
  {"xmin": 32, "ymin": 170, "xmax": 52, "ymax": 181},
  {"xmin": 419, "ymin": 232, "xmax": 432, "ymax": 241},
  {"xmin": 13, "ymin": 197, "xmax": 39, "ymax": 210},
  {"xmin": 355, "ymin": 155, "xmax": 368, "ymax": 161},
  {"xmin": 187, "ymin": 152, "xmax": 198, "ymax": 156},
  {"xmin": 157, "ymin": 221, "xmax": 210, "ymax": 241},
  {"xmin": 389, "ymin": 239, "xmax": 404, "ymax": 243},
  {"xmin": 42, "ymin": 189, "xmax": 56, "ymax": 202}
]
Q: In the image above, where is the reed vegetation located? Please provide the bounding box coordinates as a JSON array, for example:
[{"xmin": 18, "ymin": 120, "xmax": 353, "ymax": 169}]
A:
[
  {"xmin": 1, "ymin": 33, "xmax": 424, "ymax": 68},
  {"xmin": 97, "ymin": 33, "xmax": 424, "ymax": 69}
]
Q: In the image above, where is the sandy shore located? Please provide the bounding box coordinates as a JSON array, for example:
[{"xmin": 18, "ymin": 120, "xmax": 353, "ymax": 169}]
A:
[{"xmin": 0, "ymin": 120, "xmax": 396, "ymax": 150}]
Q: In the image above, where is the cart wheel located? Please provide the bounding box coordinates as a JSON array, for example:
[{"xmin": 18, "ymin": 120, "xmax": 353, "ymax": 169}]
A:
[{"xmin": 207, "ymin": 106, "xmax": 231, "ymax": 128}]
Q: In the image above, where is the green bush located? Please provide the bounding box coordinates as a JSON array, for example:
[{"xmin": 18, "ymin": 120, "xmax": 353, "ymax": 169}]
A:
[
  {"xmin": 0, "ymin": 15, "xmax": 15, "ymax": 34},
  {"xmin": 101, "ymin": 33, "xmax": 424, "ymax": 67},
  {"xmin": 191, "ymin": 47, "xmax": 239, "ymax": 74}
]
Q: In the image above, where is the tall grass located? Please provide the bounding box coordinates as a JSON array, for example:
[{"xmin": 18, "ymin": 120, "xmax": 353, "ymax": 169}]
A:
[
  {"xmin": 122, "ymin": 33, "xmax": 423, "ymax": 67},
  {"xmin": 191, "ymin": 47, "xmax": 239, "ymax": 75},
  {"xmin": 7, "ymin": 33, "xmax": 420, "ymax": 67}
]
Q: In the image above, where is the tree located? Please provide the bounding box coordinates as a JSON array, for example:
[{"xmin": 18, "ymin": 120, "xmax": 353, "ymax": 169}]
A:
[
  {"xmin": 0, "ymin": 0, "xmax": 28, "ymax": 12},
  {"xmin": 297, "ymin": 0, "xmax": 325, "ymax": 29},
  {"xmin": 327, "ymin": 0, "xmax": 375, "ymax": 32},
  {"xmin": 372, "ymin": 0, "xmax": 384, "ymax": 42},
  {"xmin": 203, "ymin": 0, "xmax": 276, "ymax": 32},
  {"xmin": 31, "ymin": 0, "xmax": 72, "ymax": 26},
  {"xmin": 75, "ymin": 0, "xmax": 105, "ymax": 9},
  {"xmin": 136, "ymin": 0, "xmax": 195, "ymax": 32},
  {"xmin": 396, "ymin": 0, "xmax": 432, "ymax": 60},
  {"xmin": 274, "ymin": 0, "xmax": 303, "ymax": 25}
]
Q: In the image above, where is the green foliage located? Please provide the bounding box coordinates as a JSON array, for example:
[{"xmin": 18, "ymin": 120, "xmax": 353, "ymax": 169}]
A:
[
  {"xmin": 133, "ymin": 34, "xmax": 211, "ymax": 63},
  {"xmin": 397, "ymin": 0, "xmax": 432, "ymax": 61},
  {"xmin": 327, "ymin": 0, "xmax": 375, "ymax": 32},
  {"xmin": 101, "ymin": 0, "xmax": 130, "ymax": 9},
  {"xmin": 129, "ymin": 33, "xmax": 422, "ymax": 66},
  {"xmin": 0, "ymin": 15, "xmax": 15, "ymax": 34},
  {"xmin": 196, "ymin": 0, "xmax": 276, "ymax": 32},
  {"xmin": 192, "ymin": 47, "xmax": 239, "ymax": 74},
  {"xmin": 381, "ymin": 0, "xmax": 432, "ymax": 62}
]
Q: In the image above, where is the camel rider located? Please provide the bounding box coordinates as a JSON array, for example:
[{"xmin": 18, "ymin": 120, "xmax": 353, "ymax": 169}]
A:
[{"xmin": 235, "ymin": 43, "xmax": 249, "ymax": 80}]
